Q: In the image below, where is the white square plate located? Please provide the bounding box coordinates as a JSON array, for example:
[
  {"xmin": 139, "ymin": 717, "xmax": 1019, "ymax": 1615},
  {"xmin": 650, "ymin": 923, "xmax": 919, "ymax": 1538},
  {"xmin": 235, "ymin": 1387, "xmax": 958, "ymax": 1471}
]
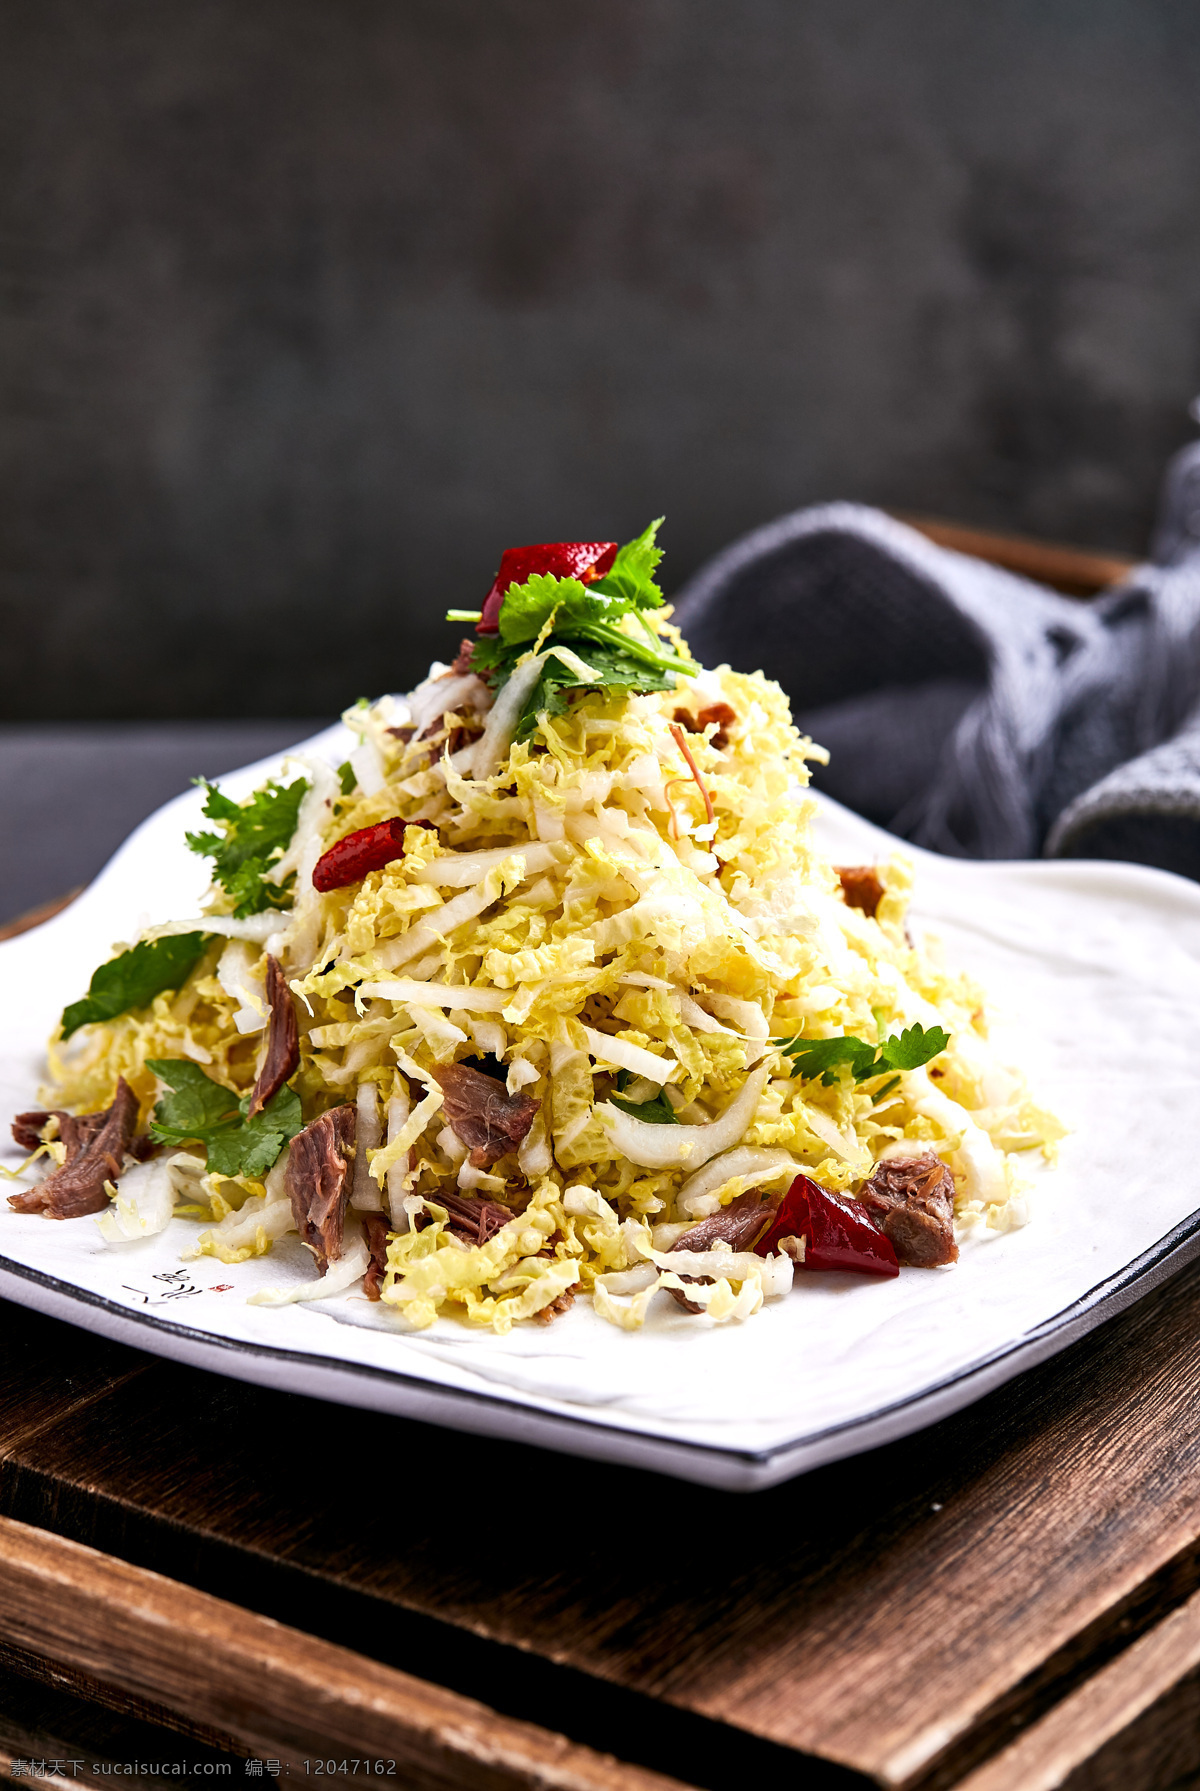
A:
[{"xmin": 2, "ymin": 724, "xmax": 1197, "ymax": 1490}]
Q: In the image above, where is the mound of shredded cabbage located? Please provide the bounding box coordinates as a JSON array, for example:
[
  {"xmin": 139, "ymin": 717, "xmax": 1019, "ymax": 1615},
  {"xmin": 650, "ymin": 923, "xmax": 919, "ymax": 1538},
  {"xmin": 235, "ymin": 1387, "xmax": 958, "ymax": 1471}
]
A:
[{"xmin": 36, "ymin": 610, "xmax": 1062, "ymax": 1333}]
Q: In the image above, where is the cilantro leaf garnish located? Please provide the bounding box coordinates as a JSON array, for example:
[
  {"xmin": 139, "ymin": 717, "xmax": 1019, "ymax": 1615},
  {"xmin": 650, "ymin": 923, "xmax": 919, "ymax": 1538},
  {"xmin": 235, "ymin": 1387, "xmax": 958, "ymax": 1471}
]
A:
[
  {"xmin": 60, "ymin": 933, "xmax": 210, "ymax": 1040},
  {"xmin": 611, "ymin": 1092, "xmax": 679, "ymax": 1125},
  {"xmin": 589, "ymin": 517, "xmax": 666, "ymax": 610},
  {"xmin": 186, "ymin": 777, "xmax": 308, "ymax": 918},
  {"xmin": 777, "ymin": 1022, "xmax": 950, "ymax": 1086},
  {"xmin": 146, "ymin": 1058, "xmax": 303, "ymax": 1178},
  {"xmin": 457, "ymin": 519, "xmax": 694, "ymax": 742},
  {"xmin": 337, "ymin": 760, "xmax": 356, "ymax": 796},
  {"xmin": 779, "ymin": 1035, "xmax": 881, "ymax": 1084},
  {"xmin": 148, "ymin": 1059, "xmax": 240, "ymax": 1139},
  {"xmin": 496, "ymin": 573, "xmax": 686, "ymax": 675},
  {"xmin": 879, "ymin": 1023, "xmax": 952, "ymax": 1071},
  {"xmin": 610, "ymin": 1067, "xmax": 679, "ymax": 1125},
  {"xmin": 511, "ymin": 644, "xmax": 677, "ymax": 743}
]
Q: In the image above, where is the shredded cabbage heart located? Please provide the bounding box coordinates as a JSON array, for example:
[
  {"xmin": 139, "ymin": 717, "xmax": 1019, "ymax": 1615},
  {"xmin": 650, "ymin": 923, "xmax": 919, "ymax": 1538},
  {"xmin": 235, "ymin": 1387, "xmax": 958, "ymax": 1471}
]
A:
[{"xmin": 32, "ymin": 583, "xmax": 1062, "ymax": 1333}]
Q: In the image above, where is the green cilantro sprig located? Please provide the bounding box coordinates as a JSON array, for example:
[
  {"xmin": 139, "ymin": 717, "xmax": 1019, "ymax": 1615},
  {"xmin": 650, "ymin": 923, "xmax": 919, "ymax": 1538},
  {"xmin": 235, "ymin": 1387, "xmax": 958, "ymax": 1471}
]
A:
[
  {"xmin": 610, "ymin": 1068, "xmax": 679, "ymax": 1125},
  {"xmin": 186, "ymin": 777, "xmax": 308, "ymax": 918},
  {"xmin": 776, "ymin": 1022, "xmax": 950, "ymax": 1087},
  {"xmin": 611, "ymin": 1090, "xmax": 679, "ymax": 1124},
  {"xmin": 60, "ymin": 933, "xmax": 210, "ymax": 1039},
  {"xmin": 147, "ymin": 1059, "xmax": 303, "ymax": 1178},
  {"xmin": 456, "ymin": 520, "xmax": 697, "ymax": 743}
]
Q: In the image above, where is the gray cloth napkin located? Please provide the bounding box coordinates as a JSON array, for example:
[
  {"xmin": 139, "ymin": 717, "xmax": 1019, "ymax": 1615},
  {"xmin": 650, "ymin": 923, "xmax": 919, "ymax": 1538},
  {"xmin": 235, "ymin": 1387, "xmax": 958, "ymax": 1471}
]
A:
[{"xmin": 671, "ymin": 475, "xmax": 1200, "ymax": 879}]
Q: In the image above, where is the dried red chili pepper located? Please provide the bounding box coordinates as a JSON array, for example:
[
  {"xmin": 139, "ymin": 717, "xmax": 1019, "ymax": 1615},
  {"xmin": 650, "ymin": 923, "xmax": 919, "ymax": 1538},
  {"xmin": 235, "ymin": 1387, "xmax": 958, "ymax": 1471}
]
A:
[
  {"xmin": 754, "ymin": 1173, "xmax": 899, "ymax": 1277},
  {"xmin": 312, "ymin": 819, "xmax": 434, "ymax": 893},
  {"xmin": 477, "ymin": 540, "xmax": 618, "ymax": 634}
]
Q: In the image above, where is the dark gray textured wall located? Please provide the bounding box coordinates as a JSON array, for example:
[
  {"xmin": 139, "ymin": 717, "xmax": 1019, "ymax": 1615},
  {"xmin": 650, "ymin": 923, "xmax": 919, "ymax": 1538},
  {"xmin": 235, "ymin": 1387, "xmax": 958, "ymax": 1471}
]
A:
[{"xmin": 4, "ymin": 0, "xmax": 1200, "ymax": 719}]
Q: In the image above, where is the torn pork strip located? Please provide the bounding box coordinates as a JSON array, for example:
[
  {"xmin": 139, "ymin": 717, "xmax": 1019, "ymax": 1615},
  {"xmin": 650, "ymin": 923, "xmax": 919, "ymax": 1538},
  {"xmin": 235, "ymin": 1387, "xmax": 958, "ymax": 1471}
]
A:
[
  {"xmin": 533, "ymin": 1288, "xmax": 576, "ymax": 1325},
  {"xmin": 8, "ymin": 1079, "xmax": 140, "ymax": 1219},
  {"xmin": 246, "ymin": 954, "xmax": 299, "ymax": 1118},
  {"xmin": 12, "ymin": 1110, "xmax": 80, "ymax": 1154},
  {"xmin": 858, "ymin": 1153, "xmax": 958, "ymax": 1267},
  {"xmin": 417, "ymin": 668, "xmax": 489, "ymax": 744},
  {"xmin": 696, "ymin": 702, "xmax": 736, "ymax": 749},
  {"xmin": 836, "ymin": 864, "xmax": 885, "ymax": 920},
  {"xmin": 443, "ymin": 723, "xmax": 483, "ymax": 757},
  {"xmin": 431, "ymin": 1063, "xmax": 540, "ymax": 1170},
  {"xmin": 361, "ymin": 1210, "xmax": 390, "ymax": 1301},
  {"xmin": 13, "ymin": 1108, "xmax": 156, "ymax": 1163},
  {"xmin": 420, "ymin": 1186, "xmax": 515, "ymax": 1247},
  {"xmin": 674, "ymin": 1189, "xmax": 774, "ymax": 1254},
  {"xmin": 668, "ymin": 1188, "xmax": 775, "ymax": 1313},
  {"xmin": 286, "ymin": 1105, "xmax": 356, "ymax": 1273},
  {"xmin": 672, "ymin": 702, "xmax": 737, "ymax": 750}
]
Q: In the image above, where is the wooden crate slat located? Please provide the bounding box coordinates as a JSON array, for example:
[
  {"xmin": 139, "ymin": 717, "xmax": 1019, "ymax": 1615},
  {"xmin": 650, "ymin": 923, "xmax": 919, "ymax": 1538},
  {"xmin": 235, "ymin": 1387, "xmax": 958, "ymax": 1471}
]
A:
[
  {"xmin": 0, "ymin": 890, "xmax": 80, "ymax": 942},
  {"xmin": 0, "ymin": 1635, "xmax": 249, "ymax": 1769},
  {"xmin": 955, "ymin": 1581, "xmax": 1200, "ymax": 1791},
  {"xmin": 0, "ymin": 1294, "xmax": 149, "ymax": 1460},
  {"xmin": 899, "ymin": 517, "xmax": 1135, "ymax": 596},
  {"xmin": 5, "ymin": 1263, "xmax": 1200, "ymax": 1787},
  {"xmin": 0, "ymin": 1513, "xmax": 692, "ymax": 1791}
]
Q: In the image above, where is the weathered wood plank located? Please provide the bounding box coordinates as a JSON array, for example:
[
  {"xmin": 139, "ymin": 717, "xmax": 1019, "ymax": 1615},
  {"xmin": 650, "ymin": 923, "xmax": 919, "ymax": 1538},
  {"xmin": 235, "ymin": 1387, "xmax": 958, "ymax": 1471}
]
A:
[
  {"xmin": 0, "ymin": 1333, "xmax": 845, "ymax": 1791},
  {"xmin": 955, "ymin": 1580, "xmax": 1200, "ymax": 1791},
  {"xmin": 0, "ymin": 1301, "xmax": 149, "ymax": 1458},
  {"xmin": 899, "ymin": 516, "xmax": 1135, "ymax": 596},
  {"xmin": 0, "ymin": 1643, "xmax": 246, "ymax": 1778},
  {"xmin": 0, "ymin": 1514, "xmax": 693, "ymax": 1791},
  {"xmin": 6, "ymin": 1258, "xmax": 1200, "ymax": 1789},
  {"xmin": 0, "ymin": 890, "xmax": 79, "ymax": 942}
]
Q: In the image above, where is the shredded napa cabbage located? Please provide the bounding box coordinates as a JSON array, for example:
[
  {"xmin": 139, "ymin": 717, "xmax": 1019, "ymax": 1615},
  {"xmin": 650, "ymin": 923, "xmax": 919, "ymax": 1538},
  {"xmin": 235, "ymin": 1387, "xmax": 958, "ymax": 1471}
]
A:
[{"xmin": 34, "ymin": 604, "xmax": 1062, "ymax": 1332}]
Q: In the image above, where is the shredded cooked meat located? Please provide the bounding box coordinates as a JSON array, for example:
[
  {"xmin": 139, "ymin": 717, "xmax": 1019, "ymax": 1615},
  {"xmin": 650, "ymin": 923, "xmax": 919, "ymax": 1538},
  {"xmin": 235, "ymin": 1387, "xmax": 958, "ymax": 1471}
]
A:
[
  {"xmin": 12, "ymin": 1111, "xmax": 68, "ymax": 1154},
  {"xmin": 674, "ymin": 1190, "xmax": 774, "ymax": 1254},
  {"xmin": 673, "ymin": 702, "xmax": 737, "ymax": 750},
  {"xmin": 419, "ymin": 1186, "xmax": 515, "ymax": 1246},
  {"xmin": 246, "ymin": 954, "xmax": 299, "ymax": 1118},
  {"xmin": 668, "ymin": 1189, "xmax": 774, "ymax": 1312},
  {"xmin": 444, "ymin": 724, "xmax": 483, "ymax": 757},
  {"xmin": 361, "ymin": 1210, "xmax": 390, "ymax": 1301},
  {"xmin": 418, "ymin": 718, "xmax": 484, "ymax": 764},
  {"xmin": 836, "ymin": 864, "xmax": 886, "ymax": 920},
  {"xmin": 418, "ymin": 668, "xmax": 488, "ymax": 745},
  {"xmin": 286, "ymin": 1105, "xmax": 356, "ymax": 1273},
  {"xmin": 858, "ymin": 1153, "xmax": 958, "ymax": 1267},
  {"xmin": 533, "ymin": 1288, "xmax": 576, "ymax": 1325},
  {"xmin": 8, "ymin": 1079, "xmax": 140, "ymax": 1219},
  {"xmin": 13, "ymin": 1107, "xmax": 156, "ymax": 1164},
  {"xmin": 431, "ymin": 1063, "xmax": 540, "ymax": 1169}
]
